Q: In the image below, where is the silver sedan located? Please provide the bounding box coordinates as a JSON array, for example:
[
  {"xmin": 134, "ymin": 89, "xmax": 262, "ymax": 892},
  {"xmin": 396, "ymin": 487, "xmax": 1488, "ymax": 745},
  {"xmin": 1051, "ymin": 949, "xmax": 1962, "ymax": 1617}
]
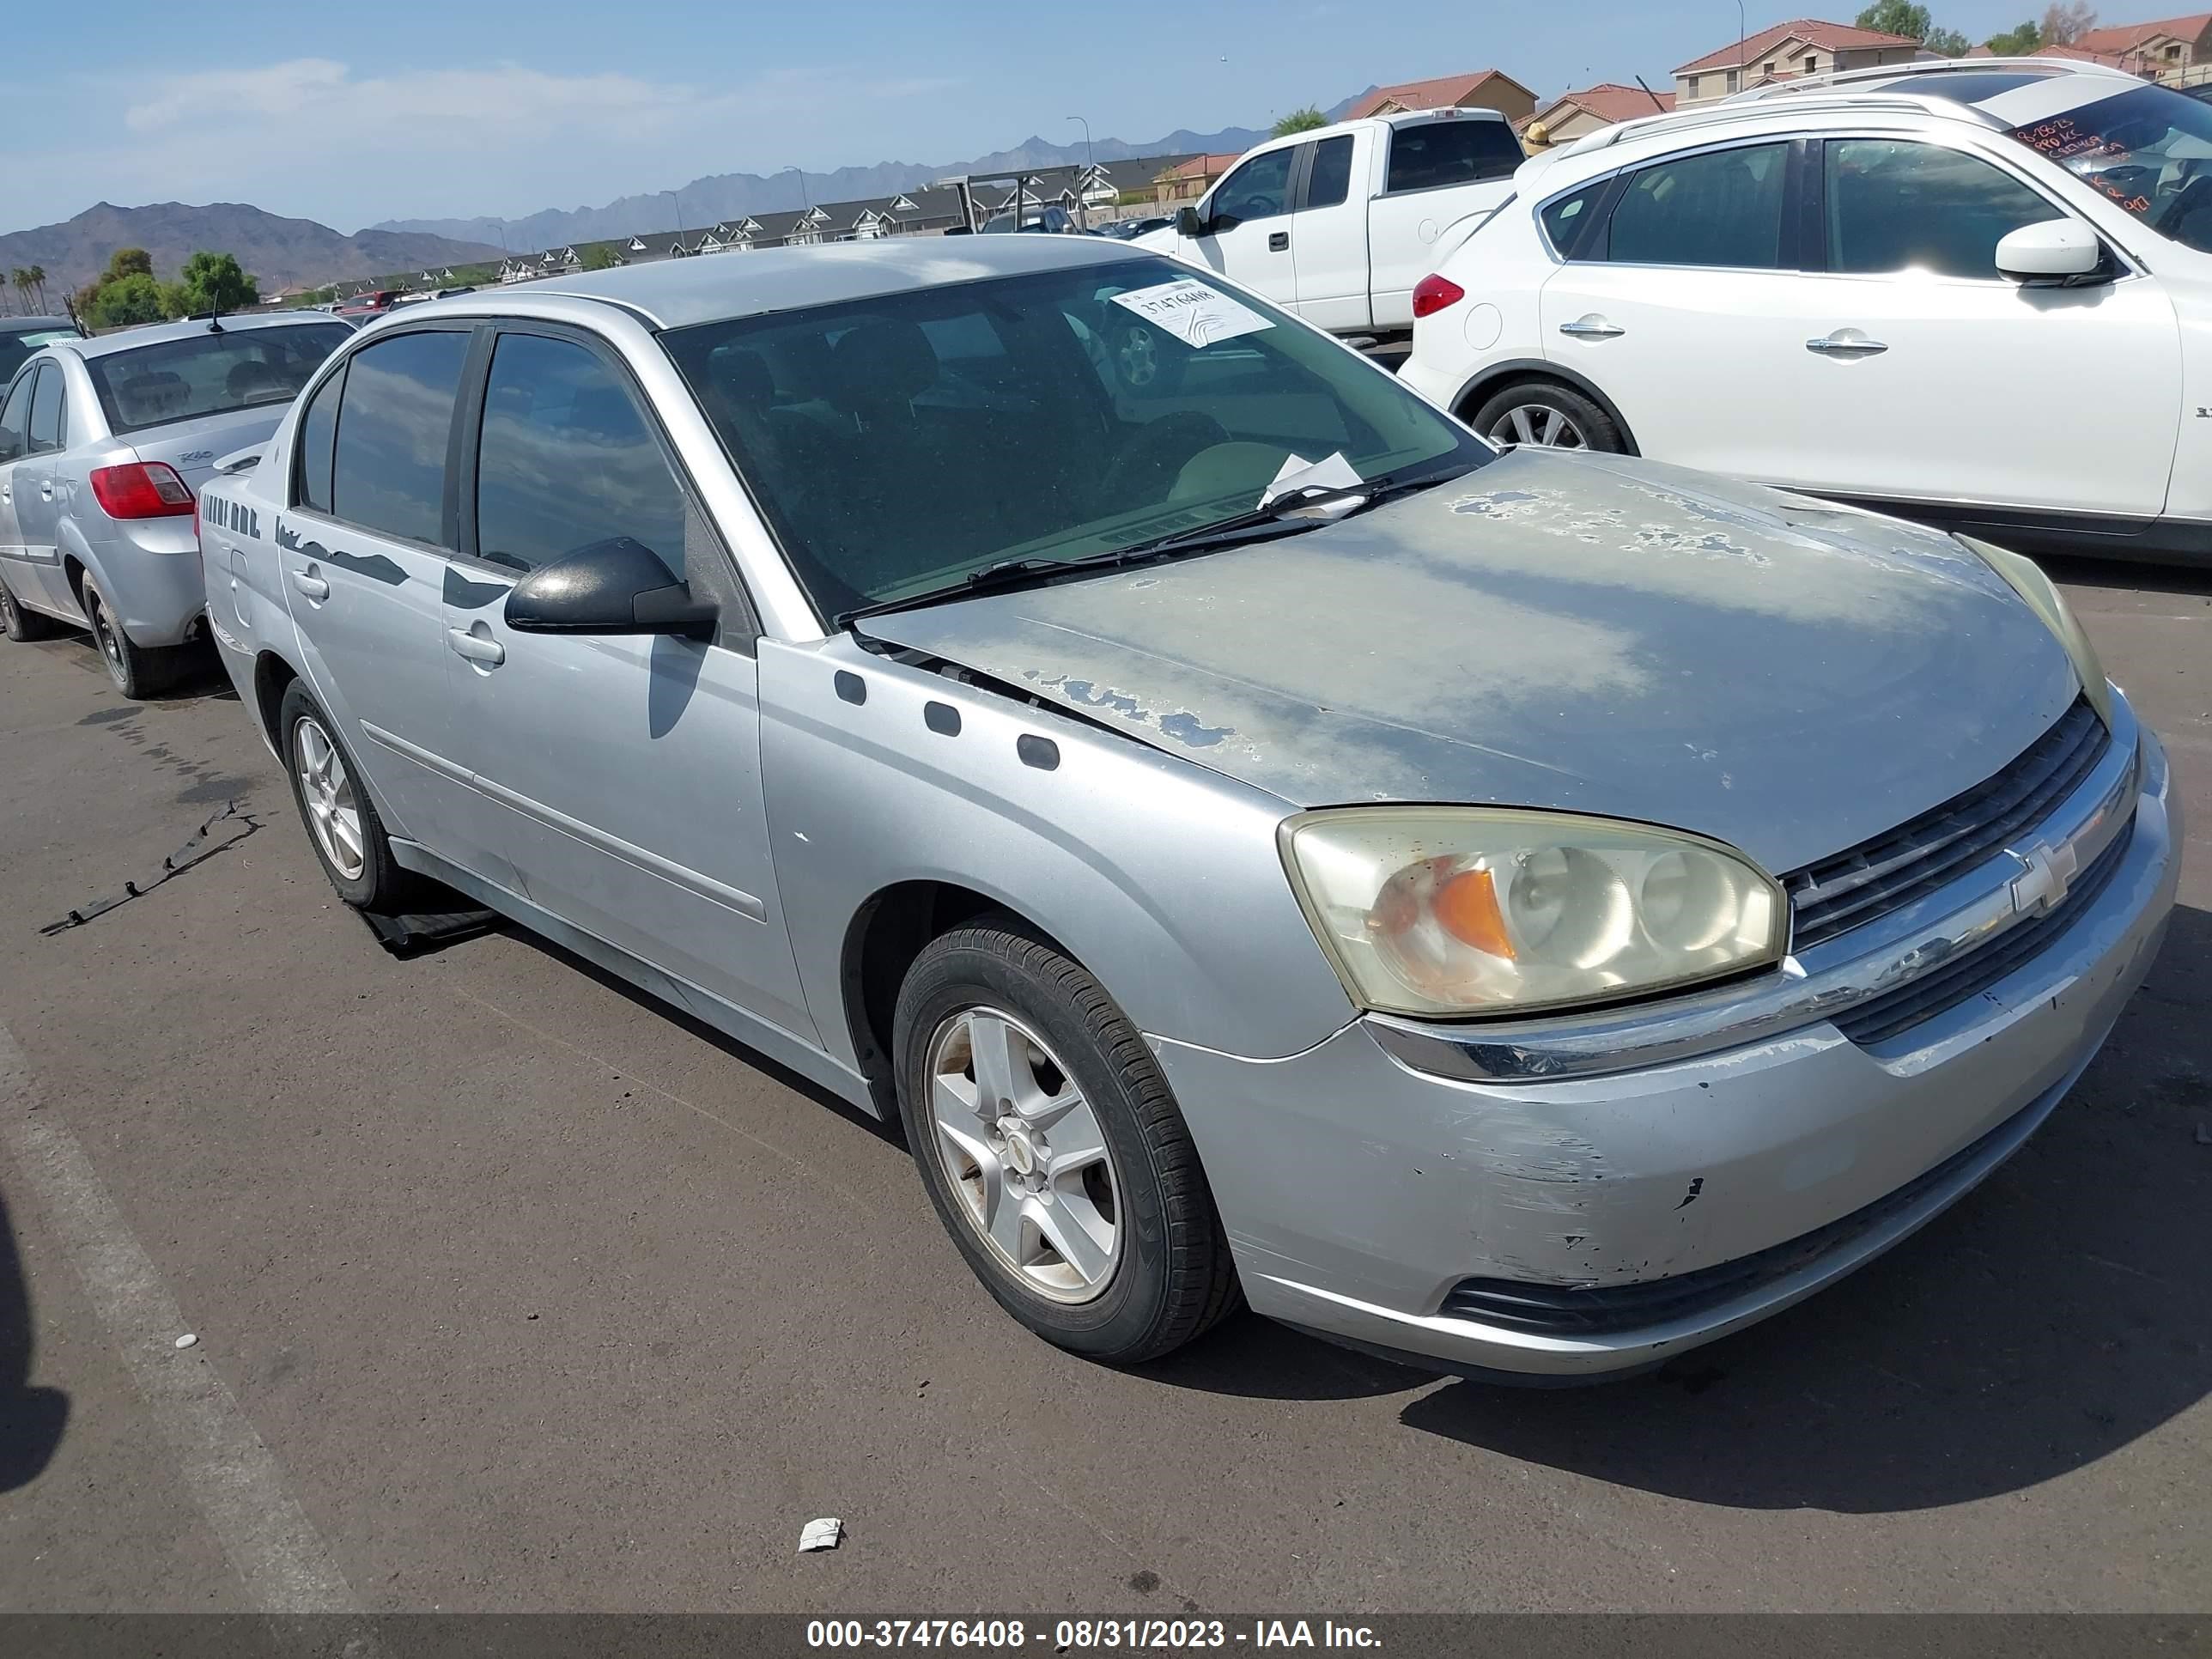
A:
[{"xmin": 196, "ymin": 238, "xmax": 2176, "ymax": 1380}]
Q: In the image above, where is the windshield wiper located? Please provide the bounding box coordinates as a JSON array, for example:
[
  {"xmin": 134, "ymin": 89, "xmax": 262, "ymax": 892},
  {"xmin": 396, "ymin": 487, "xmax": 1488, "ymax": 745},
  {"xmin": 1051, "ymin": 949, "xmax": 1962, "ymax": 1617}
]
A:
[{"xmin": 836, "ymin": 459, "xmax": 1485, "ymax": 629}]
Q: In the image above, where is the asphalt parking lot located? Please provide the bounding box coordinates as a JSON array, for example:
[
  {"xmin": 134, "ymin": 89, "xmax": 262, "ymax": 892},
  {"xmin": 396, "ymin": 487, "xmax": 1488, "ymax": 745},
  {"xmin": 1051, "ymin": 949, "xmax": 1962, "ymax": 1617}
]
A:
[{"xmin": 0, "ymin": 555, "xmax": 2208, "ymax": 1616}]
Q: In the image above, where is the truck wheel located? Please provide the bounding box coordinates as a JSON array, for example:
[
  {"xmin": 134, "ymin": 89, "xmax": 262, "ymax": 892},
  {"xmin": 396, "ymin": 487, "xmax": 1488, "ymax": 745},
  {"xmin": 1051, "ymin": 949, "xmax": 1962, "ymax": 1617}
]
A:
[
  {"xmin": 0, "ymin": 579, "xmax": 55, "ymax": 641},
  {"xmin": 893, "ymin": 917, "xmax": 1241, "ymax": 1364},
  {"xmin": 82, "ymin": 575, "xmax": 185, "ymax": 698},
  {"xmin": 1470, "ymin": 380, "xmax": 1626, "ymax": 453},
  {"xmin": 278, "ymin": 679, "xmax": 418, "ymax": 912}
]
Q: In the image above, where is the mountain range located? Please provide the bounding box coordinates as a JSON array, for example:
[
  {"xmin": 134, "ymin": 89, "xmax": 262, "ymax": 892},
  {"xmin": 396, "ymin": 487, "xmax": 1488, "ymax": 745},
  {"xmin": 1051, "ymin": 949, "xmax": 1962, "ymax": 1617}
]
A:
[
  {"xmin": 0, "ymin": 202, "xmax": 503, "ymax": 300},
  {"xmin": 369, "ymin": 123, "xmax": 1286, "ymax": 248},
  {"xmin": 3, "ymin": 95, "xmax": 1388, "ymax": 298}
]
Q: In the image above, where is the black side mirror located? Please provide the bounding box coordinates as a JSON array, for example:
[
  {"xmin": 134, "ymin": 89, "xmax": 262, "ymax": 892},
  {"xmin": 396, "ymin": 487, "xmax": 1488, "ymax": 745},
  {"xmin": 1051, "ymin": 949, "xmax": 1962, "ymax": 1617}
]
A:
[
  {"xmin": 503, "ymin": 537, "xmax": 718, "ymax": 641},
  {"xmin": 1176, "ymin": 205, "xmax": 1203, "ymax": 238}
]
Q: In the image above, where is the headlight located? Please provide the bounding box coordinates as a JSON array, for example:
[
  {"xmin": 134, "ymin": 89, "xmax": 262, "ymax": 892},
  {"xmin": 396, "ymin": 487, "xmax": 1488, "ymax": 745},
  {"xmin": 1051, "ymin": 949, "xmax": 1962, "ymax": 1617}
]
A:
[
  {"xmin": 1957, "ymin": 534, "xmax": 2112, "ymax": 727},
  {"xmin": 1279, "ymin": 808, "xmax": 1787, "ymax": 1019}
]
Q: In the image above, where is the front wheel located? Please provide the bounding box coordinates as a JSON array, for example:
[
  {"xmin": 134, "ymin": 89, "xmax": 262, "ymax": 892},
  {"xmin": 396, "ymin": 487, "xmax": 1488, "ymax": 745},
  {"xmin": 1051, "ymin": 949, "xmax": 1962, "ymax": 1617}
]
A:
[
  {"xmin": 0, "ymin": 578, "xmax": 57, "ymax": 641},
  {"xmin": 893, "ymin": 919, "xmax": 1241, "ymax": 1364},
  {"xmin": 1469, "ymin": 380, "xmax": 1626, "ymax": 453}
]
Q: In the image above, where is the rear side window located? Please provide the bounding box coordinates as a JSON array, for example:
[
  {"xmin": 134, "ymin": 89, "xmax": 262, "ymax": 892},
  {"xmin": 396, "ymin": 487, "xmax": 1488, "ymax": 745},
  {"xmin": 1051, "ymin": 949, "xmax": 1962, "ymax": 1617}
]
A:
[
  {"xmin": 295, "ymin": 365, "xmax": 345, "ymax": 514},
  {"xmin": 473, "ymin": 332, "xmax": 688, "ymax": 574},
  {"xmin": 86, "ymin": 324, "xmax": 351, "ymax": 435},
  {"xmin": 1386, "ymin": 118, "xmax": 1522, "ymax": 193},
  {"xmin": 331, "ymin": 331, "xmax": 469, "ymax": 546},
  {"xmin": 1605, "ymin": 142, "xmax": 1790, "ymax": 269},
  {"xmin": 1825, "ymin": 139, "xmax": 2063, "ymax": 279},
  {"xmin": 1540, "ymin": 181, "xmax": 1608, "ymax": 257},
  {"xmin": 27, "ymin": 365, "xmax": 64, "ymax": 454},
  {"xmin": 0, "ymin": 371, "xmax": 33, "ymax": 461},
  {"xmin": 1306, "ymin": 136, "xmax": 1354, "ymax": 209}
]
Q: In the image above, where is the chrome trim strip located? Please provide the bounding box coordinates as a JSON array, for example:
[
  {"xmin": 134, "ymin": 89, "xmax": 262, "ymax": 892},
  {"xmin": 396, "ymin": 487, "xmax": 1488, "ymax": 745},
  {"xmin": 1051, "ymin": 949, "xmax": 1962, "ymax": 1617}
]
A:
[
  {"xmin": 1370, "ymin": 694, "xmax": 2147, "ymax": 1083},
  {"xmin": 362, "ymin": 719, "xmax": 766, "ymax": 922}
]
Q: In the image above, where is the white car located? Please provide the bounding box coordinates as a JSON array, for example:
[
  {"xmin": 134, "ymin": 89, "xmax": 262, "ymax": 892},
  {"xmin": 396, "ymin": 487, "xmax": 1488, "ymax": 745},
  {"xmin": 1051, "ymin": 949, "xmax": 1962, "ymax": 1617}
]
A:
[
  {"xmin": 1400, "ymin": 59, "xmax": 2212, "ymax": 561},
  {"xmin": 1134, "ymin": 109, "xmax": 1522, "ymax": 342}
]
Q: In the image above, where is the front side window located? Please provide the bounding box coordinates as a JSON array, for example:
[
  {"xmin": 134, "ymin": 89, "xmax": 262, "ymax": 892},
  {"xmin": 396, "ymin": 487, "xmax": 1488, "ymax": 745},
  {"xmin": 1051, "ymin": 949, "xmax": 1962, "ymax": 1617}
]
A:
[
  {"xmin": 86, "ymin": 323, "xmax": 350, "ymax": 436},
  {"xmin": 1306, "ymin": 136, "xmax": 1354, "ymax": 209},
  {"xmin": 474, "ymin": 333, "xmax": 688, "ymax": 574},
  {"xmin": 663, "ymin": 254, "xmax": 1485, "ymax": 618},
  {"xmin": 27, "ymin": 365, "xmax": 64, "ymax": 454},
  {"xmin": 1212, "ymin": 149, "xmax": 1295, "ymax": 228},
  {"xmin": 1605, "ymin": 142, "xmax": 1790, "ymax": 268},
  {"xmin": 2009, "ymin": 83, "xmax": 2212, "ymax": 253},
  {"xmin": 1826, "ymin": 139, "xmax": 2064, "ymax": 278},
  {"xmin": 330, "ymin": 330, "xmax": 470, "ymax": 547},
  {"xmin": 1386, "ymin": 118, "xmax": 1522, "ymax": 193}
]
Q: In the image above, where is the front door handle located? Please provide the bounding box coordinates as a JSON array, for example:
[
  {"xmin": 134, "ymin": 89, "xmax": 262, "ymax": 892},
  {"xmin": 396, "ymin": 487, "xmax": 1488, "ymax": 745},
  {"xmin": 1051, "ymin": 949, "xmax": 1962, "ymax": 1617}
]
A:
[
  {"xmin": 1806, "ymin": 331, "xmax": 1888, "ymax": 356},
  {"xmin": 1558, "ymin": 317, "xmax": 1625, "ymax": 338},
  {"xmin": 447, "ymin": 626, "xmax": 505, "ymax": 666},
  {"xmin": 1267, "ymin": 230, "xmax": 1289, "ymax": 252},
  {"xmin": 289, "ymin": 568, "xmax": 330, "ymax": 602}
]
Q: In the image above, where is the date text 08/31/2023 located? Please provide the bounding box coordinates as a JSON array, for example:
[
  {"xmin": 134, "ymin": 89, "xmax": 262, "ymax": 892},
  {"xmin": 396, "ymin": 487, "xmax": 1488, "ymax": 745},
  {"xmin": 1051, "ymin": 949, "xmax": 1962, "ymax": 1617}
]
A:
[{"xmin": 806, "ymin": 1618, "xmax": 1383, "ymax": 1649}]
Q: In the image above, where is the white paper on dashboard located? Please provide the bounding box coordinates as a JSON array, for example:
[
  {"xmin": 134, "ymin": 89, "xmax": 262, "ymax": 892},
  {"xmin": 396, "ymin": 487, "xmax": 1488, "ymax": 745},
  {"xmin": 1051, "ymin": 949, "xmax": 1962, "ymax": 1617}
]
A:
[
  {"xmin": 1258, "ymin": 449, "xmax": 1364, "ymax": 508},
  {"xmin": 1109, "ymin": 278, "xmax": 1275, "ymax": 349}
]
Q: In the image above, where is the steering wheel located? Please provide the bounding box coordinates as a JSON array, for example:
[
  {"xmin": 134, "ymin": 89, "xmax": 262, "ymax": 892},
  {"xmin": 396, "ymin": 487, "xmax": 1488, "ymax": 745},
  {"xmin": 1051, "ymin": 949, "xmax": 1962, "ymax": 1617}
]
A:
[{"xmin": 1097, "ymin": 412, "xmax": 1231, "ymax": 508}]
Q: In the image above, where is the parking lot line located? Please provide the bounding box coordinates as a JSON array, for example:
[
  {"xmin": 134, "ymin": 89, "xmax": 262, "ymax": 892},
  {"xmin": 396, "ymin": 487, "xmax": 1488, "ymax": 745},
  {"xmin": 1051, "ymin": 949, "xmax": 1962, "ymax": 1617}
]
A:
[{"xmin": 0, "ymin": 1022, "xmax": 362, "ymax": 1616}]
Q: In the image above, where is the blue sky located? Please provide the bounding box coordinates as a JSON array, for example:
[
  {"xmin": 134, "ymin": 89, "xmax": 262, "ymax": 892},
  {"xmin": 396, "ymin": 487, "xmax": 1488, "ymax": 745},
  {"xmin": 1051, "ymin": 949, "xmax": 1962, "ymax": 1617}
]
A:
[{"xmin": 2, "ymin": 0, "xmax": 2063, "ymax": 233}]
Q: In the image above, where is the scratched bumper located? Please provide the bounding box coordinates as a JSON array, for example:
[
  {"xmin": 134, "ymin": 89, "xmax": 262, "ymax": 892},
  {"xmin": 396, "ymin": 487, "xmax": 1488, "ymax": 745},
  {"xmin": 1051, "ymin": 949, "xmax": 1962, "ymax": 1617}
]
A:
[
  {"xmin": 1151, "ymin": 731, "xmax": 2177, "ymax": 1380},
  {"xmin": 88, "ymin": 520, "xmax": 210, "ymax": 647}
]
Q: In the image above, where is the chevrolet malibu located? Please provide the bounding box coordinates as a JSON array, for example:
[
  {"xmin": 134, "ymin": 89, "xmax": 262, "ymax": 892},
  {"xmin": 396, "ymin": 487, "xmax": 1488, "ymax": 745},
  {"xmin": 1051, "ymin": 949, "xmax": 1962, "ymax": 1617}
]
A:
[{"xmin": 197, "ymin": 239, "xmax": 2176, "ymax": 1379}]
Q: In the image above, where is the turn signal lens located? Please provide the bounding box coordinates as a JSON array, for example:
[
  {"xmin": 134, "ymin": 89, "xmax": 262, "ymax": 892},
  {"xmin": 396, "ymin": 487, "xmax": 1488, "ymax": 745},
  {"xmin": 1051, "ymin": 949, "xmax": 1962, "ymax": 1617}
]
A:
[
  {"xmin": 1279, "ymin": 807, "xmax": 1787, "ymax": 1018},
  {"xmin": 1412, "ymin": 274, "xmax": 1467, "ymax": 319},
  {"xmin": 89, "ymin": 462, "xmax": 195, "ymax": 520}
]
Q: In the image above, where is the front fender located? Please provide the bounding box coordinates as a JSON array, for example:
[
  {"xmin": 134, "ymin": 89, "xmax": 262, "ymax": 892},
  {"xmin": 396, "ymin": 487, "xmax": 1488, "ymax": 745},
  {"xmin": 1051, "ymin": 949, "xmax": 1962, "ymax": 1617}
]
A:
[{"xmin": 758, "ymin": 636, "xmax": 1358, "ymax": 1070}]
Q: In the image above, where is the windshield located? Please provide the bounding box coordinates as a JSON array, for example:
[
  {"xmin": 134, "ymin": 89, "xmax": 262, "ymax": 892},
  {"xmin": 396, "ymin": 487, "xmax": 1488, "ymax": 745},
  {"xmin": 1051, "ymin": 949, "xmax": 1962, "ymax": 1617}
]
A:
[
  {"xmin": 2010, "ymin": 84, "xmax": 2212, "ymax": 253},
  {"xmin": 662, "ymin": 254, "xmax": 1486, "ymax": 618},
  {"xmin": 87, "ymin": 323, "xmax": 352, "ymax": 435},
  {"xmin": 0, "ymin": 331, "xmax": 76, "ymax": 388}
]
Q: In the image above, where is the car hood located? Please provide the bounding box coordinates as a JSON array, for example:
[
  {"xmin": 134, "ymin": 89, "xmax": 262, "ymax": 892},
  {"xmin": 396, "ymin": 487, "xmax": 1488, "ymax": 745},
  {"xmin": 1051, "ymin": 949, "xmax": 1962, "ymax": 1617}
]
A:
[{"xmin": 858, "ymin": 450, "xmax": 2084, "ymax": 877}]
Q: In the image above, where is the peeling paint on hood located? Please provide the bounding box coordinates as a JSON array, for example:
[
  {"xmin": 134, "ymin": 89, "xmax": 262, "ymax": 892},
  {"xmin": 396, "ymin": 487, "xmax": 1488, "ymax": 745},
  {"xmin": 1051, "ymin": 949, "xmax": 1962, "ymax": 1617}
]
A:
[{"xmin": 860, "ymin": 448, "xmax": 2081, "ymax": 874}]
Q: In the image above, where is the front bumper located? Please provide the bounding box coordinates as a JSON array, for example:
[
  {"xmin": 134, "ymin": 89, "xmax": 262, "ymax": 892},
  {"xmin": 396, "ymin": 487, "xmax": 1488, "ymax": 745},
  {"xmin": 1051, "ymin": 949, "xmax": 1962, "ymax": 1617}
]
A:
[{"xmin": 1153, "ymin": 721, "xmax": 2178, "ymax": 1380}]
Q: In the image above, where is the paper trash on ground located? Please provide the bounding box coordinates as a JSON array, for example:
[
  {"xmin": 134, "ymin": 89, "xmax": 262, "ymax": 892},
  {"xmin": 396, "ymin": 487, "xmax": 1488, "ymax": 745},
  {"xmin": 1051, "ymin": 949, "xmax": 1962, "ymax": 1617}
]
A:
[
  {"xmin": 1109, "ymin": 278, "xmax": 1274, "ymax": 350},
  {"xmin": 1259, "ymin": 450, "xmax": 1365, "ymax": 509},
  {"xmin": 799, "ymin": 1517, "xmax": 844, "ymax": 1553}
]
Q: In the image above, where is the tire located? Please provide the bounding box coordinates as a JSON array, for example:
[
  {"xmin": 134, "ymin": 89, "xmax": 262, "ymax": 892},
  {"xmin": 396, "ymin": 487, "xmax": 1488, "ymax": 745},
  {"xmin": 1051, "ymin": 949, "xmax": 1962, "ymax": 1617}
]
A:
[
  {"xmin": 277, "ymin": 678, "xmax": 419, "ymax": 912},
  {"xmin": 893, "ymin": 917, "xmax": 1241, "ymax": 1364},
  {"xmin": 1469, "ymin": 380, "xmax": 1626, "ymax": 453},
  {"xmin": 0, "ymin": 577, "xmax": 56, "ymax": 641},
  {"xmin": 81, "ymin": 574, "xmax": 185, "ymax": 698}
]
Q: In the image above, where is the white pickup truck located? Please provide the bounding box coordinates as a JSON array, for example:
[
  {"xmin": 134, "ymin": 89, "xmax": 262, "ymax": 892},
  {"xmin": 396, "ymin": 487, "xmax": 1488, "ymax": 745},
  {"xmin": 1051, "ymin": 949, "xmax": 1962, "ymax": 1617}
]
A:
[{"xmin": 1133, "ymin": 108, "xmax": 1523, "ymax": 343}]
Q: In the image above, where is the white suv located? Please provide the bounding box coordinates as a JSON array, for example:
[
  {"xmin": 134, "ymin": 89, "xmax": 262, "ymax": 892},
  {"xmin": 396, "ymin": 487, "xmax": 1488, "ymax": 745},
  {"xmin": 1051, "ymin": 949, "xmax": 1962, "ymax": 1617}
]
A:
[{"xmin": 1400, "ymin": 59, "xmax": 2212, "ymax": 561}]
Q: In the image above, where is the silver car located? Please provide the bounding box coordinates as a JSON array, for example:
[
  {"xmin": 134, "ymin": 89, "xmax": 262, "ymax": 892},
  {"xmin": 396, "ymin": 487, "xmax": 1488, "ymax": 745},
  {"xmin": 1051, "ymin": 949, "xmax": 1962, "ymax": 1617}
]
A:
[
  {"xmin": 198, "ymin": 240, "xmax": 2177, "ymax": 1380},
  {"xmin": 0, "ymin": 313, "xmax": 351, "ymax": 696}
]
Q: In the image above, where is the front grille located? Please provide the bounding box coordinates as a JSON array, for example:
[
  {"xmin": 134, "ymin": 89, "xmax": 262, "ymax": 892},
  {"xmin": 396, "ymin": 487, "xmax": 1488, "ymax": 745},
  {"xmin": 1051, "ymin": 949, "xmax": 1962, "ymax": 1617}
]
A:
[
  {"xmin": 1830, "ymin": 817, "xmax": 2132, "ymax": 1047},
  {"xmin": 1785, "ymin": 698, "xmax": 2108, "ymax": 951},
  {"xmin": 1440, "ymin": 1094, "xmax": 2045, "ymax": 1336}
]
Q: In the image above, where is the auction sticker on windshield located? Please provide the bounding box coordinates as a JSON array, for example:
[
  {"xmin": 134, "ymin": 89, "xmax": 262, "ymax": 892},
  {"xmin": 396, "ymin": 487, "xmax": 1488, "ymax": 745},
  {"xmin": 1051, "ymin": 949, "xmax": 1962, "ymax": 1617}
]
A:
[{"xmin": 1111, "ymin": 278, "xmax": 1273, "ymax": 349}]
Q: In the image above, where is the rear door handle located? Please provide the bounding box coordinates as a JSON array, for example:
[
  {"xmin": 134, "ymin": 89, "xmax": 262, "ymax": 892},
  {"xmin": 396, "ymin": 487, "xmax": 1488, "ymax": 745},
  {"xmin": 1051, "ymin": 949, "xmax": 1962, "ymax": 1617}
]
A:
[
  {"xmin": 447, "ymin": 626, "xmax": 505, "ymax": 665},
  {"xmin": 1558, "ymin": 318, "xmax": 1625, "ymax": 338},
  {"xmin": 1806, "ymin": 331, "xmax": 1888, "ymax": 356},
  {"xmin": 1267, "ymin": 231, "xmax": 1290, "ymax": 252},
  {"xmin": 289, "ymin": 568, "xmax": 330, "ymax": 602},
  {"xmin": 38, "ymin": 482, "xmax": 53, "ymax": 501}
]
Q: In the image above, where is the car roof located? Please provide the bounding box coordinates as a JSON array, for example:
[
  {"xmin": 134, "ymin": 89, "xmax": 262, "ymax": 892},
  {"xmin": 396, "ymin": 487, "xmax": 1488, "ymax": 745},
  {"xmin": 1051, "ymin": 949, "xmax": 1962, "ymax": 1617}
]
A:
[
  {"xmin": 407, "ymin": 234, "xmax": 1158, "ymax": 331},
  {"xmin": 59, "ymin": 311, "xmax": 349, "ymax": 362}
]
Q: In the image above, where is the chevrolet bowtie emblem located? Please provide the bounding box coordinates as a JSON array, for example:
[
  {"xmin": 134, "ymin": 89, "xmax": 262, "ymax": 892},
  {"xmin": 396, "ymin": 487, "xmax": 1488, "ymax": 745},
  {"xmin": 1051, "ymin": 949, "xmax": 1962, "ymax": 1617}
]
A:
[{"xmin": 2009, "ymin": 838, "xmax": 2081, "ymax": 916}]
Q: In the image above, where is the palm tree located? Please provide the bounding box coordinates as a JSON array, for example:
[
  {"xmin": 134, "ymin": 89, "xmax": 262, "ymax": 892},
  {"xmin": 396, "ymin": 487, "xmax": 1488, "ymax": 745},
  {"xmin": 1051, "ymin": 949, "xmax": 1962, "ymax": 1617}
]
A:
[{"xmin": 26, "ymin": 266, "xmax": 47, "ymax": 312}]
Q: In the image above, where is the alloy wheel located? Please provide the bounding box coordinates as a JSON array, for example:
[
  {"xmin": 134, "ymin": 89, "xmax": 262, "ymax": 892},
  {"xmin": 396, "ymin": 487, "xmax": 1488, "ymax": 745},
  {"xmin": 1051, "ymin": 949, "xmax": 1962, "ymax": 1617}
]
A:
[
  {"xmin": 1489, "ymin": 404, "xmax": 1589, "ymax": 449},
  {"xmin": 924, "ymin": 1006, "xmax": 1122, "ymax": 1304},
  {"xmin": 293, "ymin": 714, "xmax": 366, "ymax": 881}
]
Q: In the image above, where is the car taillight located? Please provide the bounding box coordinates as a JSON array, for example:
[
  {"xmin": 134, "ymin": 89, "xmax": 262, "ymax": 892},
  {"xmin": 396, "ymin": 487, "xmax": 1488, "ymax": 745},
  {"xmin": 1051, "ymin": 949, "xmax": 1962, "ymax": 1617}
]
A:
[
  {"xmin": 89, "ymin": 462, "xmax": 196, "ymax": 520},
  {"xmin": 1412, "ymin": 274, "xmax": 1467, "ymax": 319}
]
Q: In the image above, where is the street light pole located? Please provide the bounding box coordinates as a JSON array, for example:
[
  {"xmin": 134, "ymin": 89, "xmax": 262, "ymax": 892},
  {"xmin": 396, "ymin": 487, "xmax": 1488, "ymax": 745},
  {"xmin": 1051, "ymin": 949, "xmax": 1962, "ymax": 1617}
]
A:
[
  {"xmin": 661, "ymin": 188, "xmax": 688, "ymax": 252},
  {"xmin": 1066, "ymin": 117, "xmax": 1093, "ymax": 226},
  {"xmin": 1735, "ymin": 0, "xmax": 1748, "ymax": 93}
]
